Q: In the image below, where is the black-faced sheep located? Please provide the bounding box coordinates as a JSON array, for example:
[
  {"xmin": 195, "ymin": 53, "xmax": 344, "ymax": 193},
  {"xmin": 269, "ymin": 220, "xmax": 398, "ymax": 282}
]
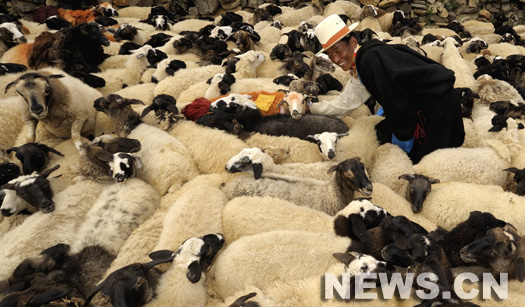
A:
[
  {"xmin": 7, "ymin": 143, "xmax": 64, "ymax": 175},
  {"xmin": 460, "ymin": 223, "xmax": 525, "ymax": 282},
  {"xmin": 398, "ymin": 174, "xmax": 440, "ymax": 213},
  {"xmin": 333, "ymin": 198, "xmax": 390, "ymax": 242},
  {"xmin": 503, "ymin": 167, "xmax": 525, "ymax": 195},
  {"xmin": 0, "ymin": 164, "xmax": 59, "ymax": 214}
]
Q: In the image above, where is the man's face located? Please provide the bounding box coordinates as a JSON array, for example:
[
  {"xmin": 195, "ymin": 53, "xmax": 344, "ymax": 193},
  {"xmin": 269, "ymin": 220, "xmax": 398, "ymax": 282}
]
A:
[{"xmin": 326, "ymin": 39, "xmax": 355, "ymax": 72}]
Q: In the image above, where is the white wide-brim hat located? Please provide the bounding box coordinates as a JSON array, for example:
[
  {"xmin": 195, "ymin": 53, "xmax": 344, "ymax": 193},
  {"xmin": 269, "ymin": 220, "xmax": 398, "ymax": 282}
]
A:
[{"xmin": 314, "ymin": 14, "xmax": 359, "ymax": 55}]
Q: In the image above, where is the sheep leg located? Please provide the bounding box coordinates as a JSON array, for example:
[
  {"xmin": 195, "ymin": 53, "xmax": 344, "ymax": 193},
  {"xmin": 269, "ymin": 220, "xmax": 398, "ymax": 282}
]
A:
[
  {"xmin": 25, "ymin": 119, "xmax": 37, "ymax": 143},
  {"xmin": 71, "ymin": 118, "xmax": 87, "ymax": 151}
]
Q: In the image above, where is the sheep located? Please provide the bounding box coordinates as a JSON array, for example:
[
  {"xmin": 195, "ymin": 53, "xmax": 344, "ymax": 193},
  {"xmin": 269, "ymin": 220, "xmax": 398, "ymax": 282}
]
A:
[
  {"xmin": 153, "ymin": 65, "xmax": 224, "ymax": 100},
  {"xmin": 93, "ymin": 94, "xmax": 200, "ymax": 195},
  {"xmin": 0, "ymin": 179, "xmax": 105, "ymax": 281},
  {"xmin": 275, "ymin": 6, "xmax": 316, "ymax": 28},
  {"xmin": 5, "ymin": 68, "xmax": 101, "ymax": 151},
  {"xmin": 419, "ymin": 182, "xmax": 525, "ymax": 234},
  {"xmin": 112, "ymin": 23, "xmax": 150, "ymax": 45},
  {"xmin": 333, "ymin": 198, "xmax": 390, "ymax": 242},
  {"xmin": 225, "ymin": 147, "xmax": 336, "ymax": 181},
  {"xmin": 0, "ymin": 96, "xmax": 24, "ymax": 149},
  {"xmin": 168, "ymin": 119, "xmax": 248, "ymax": 174},
  {"xmin": 221, "ymin": 196, "xmax": 334, "ymax": 245},
  {"xmin": 460, "ymin": 223, "xmax": 525, "ymax": 282},
  {"xmin": 398, "ymin": 173, "xmax": 440, "ymax": 213},
  {"xmin": 244, "ymin": 132, "xmax": 325, "ymax": 164},
  {"xmin": 137, "ymin": 233, "xmax": 223, "ymax": 307},
  {"xmin": 6, "ymin": 143, "xmax": 63, "ymax": 175},
  {"xmin": 0, "ymin": 165, "xmax": 60, "ymax": 214},
  {"xmin": 477, "ymin": 74, "xmax": 525, "ymax": 104},
  {"xmin": 221, "ymin": 157, "xmax": 373, "ymax": 216},
  {"xmin": 82, "ymin": 251, "xmax": 175, "ymax": 307},
  {"xmin": 71, "ymin": 177, "xmax": 159, "ymax": 255},
  {"xmin": 75, "ymin": 137, "xmax": 143, "ymax": 184},
  {"xmin": 204, "ymin": 73, "xmax": 236, "ymax": 100},
  {"xmin": 412, "ymin": 145, "xmax": 510, "ymax": 187},
  {"xmin": 207, "ymin": 230, "xmax": 351, "ymax": 299},
  {"xmin": 441, "ymin": 36, "xmax": 479, "ymax": 91},
  {"xmin": 369, "ymin": 143, "xmax": 414, "ymax": 198},
  {"xmin": 93, "ymin": 44, "xmax": 155, "ymax": 95},
  {"xmin": 0, "ymin": 22, "xmax": 27, "ymax": 56},
  {"xmin": 503, "ymin": 167, "xmax": 525, "ymax": 195},
  {"xmin": 231, "ymin": 50, "xmax": 266, "ymax": 79}
]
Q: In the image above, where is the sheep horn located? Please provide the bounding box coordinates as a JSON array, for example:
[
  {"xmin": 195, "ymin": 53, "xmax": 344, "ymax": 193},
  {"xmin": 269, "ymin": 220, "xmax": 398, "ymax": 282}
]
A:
[
  {"xmin": 504, "ymin": 224, "xmax": 525, "ymax": 282},
  {"xmin": 398, "ymin": 174, "xmax": 415, "ymax": 181},
  {"xmin": 4, "ymin": 79, "xmax": 20, "ymax": 94},
  {"xmin": 140, "ymin": 106, "xmax": 153, "ymax": 118}
]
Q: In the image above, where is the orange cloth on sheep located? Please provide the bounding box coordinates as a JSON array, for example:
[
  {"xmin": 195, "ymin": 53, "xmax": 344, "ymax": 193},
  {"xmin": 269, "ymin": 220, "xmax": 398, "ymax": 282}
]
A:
[{"xmin": 58, "ymin": 8, "xmax": 98, "ymax": 26}]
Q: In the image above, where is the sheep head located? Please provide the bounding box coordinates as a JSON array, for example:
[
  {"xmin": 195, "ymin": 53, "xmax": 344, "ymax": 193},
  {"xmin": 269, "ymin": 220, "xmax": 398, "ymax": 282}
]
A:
[
  {"xmin": 5, "ymin": 73, "xmax": 64, "ymax": 119},
  {"xmin": 460, "ymin": 224, "xmax": 525, "ymax": 282},
  {"xmin": 328, "ymin": 157, "xmax": 373, "ymax": 198},
  {"xmin": 7, "ymin": 143, "xmax": 64, "ymax": 175},
  {"xmin": 333, "ymin": 198, "xmax": 389, "ymax": 242},
  {"xmin": 276, "ymin": 91, "xmax": 307, "ymax": 120},
  {"xmin": 306, "ymin": 132, "xmax": 348, "ymax": 160},
  {"xmin": 398, "ymin": 174, "xmax": 440, "ymax": 213},
  {"xmin": 225, "ymin": 147, "xmax": 274, "ymax": 180},
  {"xmin": 0, "ymin": 164, "xmax": 60, "ymax": 213}
]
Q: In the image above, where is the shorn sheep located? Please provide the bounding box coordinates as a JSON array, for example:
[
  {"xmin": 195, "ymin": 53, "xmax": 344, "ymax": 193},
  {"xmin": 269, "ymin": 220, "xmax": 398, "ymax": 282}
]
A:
[
  {"xmin": 5, "ymin": 68, "xmax": 101, "ymax": 151},
  {"xmin": 221, "ymin": 157, "xmax": 373, "ymax": 215}
]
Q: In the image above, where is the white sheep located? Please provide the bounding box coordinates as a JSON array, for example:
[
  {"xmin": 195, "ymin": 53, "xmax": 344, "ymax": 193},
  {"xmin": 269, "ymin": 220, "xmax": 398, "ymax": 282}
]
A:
[
  {"xmin": 225, "ymin": 146, "xmax": 336, "ymax": 181},
  {"xmin": 221, "ymin": 196, "xmax": 333, "ymax": 244},
  {"xmin": 207, "ymin": 230, "xmax": 351, "ymax": 299},
  {"xmin": 245, "ymin": 132, "xmax": 325, "ymax": 164},
  {"xmin": 153, "ymin": 65, "xmax": 224, "ymax": 100},
  {"xmin": 463, "ymin": 19, "xmax": 495, "ymax": 37},
  {"xmin": 441, "ymin": 37, "xmax": 479, "ymax": 91},
  {"xmin": 0, "ymin": 96, "xmax": 24, "ymax": 150},
  {"xmin": 70, "ymin": 178, "xmax": 160, "ymax": 255},
  {"xmin": 370, "ymin": 143, "xmax": 413, "ymax": 197},
  {"xmin": 476, "ymin": 74, "xmax": 525, "ymax": 104},
  {"xmin": 94, "ymin": 44, "xmax": 154, "ymax": 96},
  {"xmin": 116, "ymin": 6, "xmax": 151, "ymax": 20},
  {"xmin": 5, "ymin": 67, "xmax": 101, "ymax": 150},
  {"xmin": 275, "ymin": 6, "xmax": 316, "ymax": 27},
  {"xmin": 412, "ymin": 145, "xmax": 510, "ymax": 187},
  {"xmin": 144, "ymin": 233, "xmax": 225, "ymax": 307},
  {"xmin": 232, "ymin": 50, "xmax": 266, "ymax": 79},
  {"xmin": 168, "ymin": 119, "xmax": 248, "ymax": 174},
  {"xmin": 169, "ymin": 19, "xmax": 213, "ymax": 34},
  {"xmin": 152, "ymin": 185, "xmax": 227, "ymax": 254},
  {"xmin": 127, "ymin": 123, "xmax": 200, "ymax": 195},
  {"xmin": 420, "ymin": 181, "xmax": 525, "ymax": 234},
  {"xmin": 0, "ymin": 180, "xmax": 105, "ymax": 280}
]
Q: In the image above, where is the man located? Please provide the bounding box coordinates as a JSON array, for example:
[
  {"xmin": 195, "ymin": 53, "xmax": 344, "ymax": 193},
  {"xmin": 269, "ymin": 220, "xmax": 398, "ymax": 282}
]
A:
[{"xmin": 311, "ymin": 14, "xmax": 465, "ymax": 163}]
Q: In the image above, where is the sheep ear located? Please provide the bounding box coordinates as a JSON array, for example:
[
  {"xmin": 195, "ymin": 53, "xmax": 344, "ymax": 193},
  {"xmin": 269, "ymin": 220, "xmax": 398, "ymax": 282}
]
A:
[
  {"xmin": 186, "ymin": 260, "xmax": 202, "ymax": 283},
  {"xmin": 333, "ymin": 216, "xmax": 350, "ymax": 237},
  {"xmin": 6, "ymin": 146, "xmax": 18, "ymax": 154},
  {"xmin": 306, "ymin": 134, "xmax": 318, "ymax": 142},
  {"xmin": 327, "ymin": 164, "xmax": 339, "ymax": 174},
  {"xmin": 0, "ymin": 183, "xmax": 15, "ymax": 190},
  {"xmin": 48, "ymin": 74, "xmax": 64, "ymax": 79},
  {"xmin": 28, "ymin": 288, "xmax": 69, "ymax": 307},
  {"xmin": 333, "ymin": 252, "xmax": 355, "ymax": 266},
  {"xmin": 504, "ymin": 167, "xmax": 519, "ymax": 174},
  {"xmin": 41, "ymin": 165, "xmax": 60, "ymax": 178},
  {"xmin": 337, "ymin": 133, "xmax": 349, "ymax": 139},
  {"xmin": 96, "ymin": 150, "xmax": 114, "ymax": 162},
  {"xmin": 398, "ymin": 174, "xmax": 413, "ymax": 181},
  {"xmin": 350, "ymin": 214, "xmax": 368, "ymax": 242},
  {"xmin": 83, "ymin": 282, "xmax": 105, "ymax": 307},
  {"xmin": 140, "ymin": 106, "xmax": 153, "ymax": 118},
  {"xmin": 229, "ymin": 292, "xmax": 257, "ymax": 307},
  {"xmin": 148, "ymin": 250, "xmax": 174, "ymax": 260},
  {"xmin": 129, "ymin": 99, "xmax": 145, "ymax": 105},
  {"xmin": 252, "ymin": 162, "xmax": 263, "ymax": 179},
  {"xmin": 428, "ymin": 178, "xmax": 440, "ymax": 184}
]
